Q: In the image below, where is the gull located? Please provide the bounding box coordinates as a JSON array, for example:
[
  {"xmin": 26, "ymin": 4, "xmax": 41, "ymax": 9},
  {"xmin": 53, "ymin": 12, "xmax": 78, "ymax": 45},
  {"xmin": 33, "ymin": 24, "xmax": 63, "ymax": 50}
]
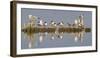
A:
[
  {"xmin": 50, "ymin": 21, "xmax": 57, "ymax": 27},
  {"xmin": 37, "ymin": 19, "xmax": 44, "ymax": 27},
  {"xmin": 44, "ymin": 22, "xmax": 48, "ymax": 26},
  {"xmin": 67, "ymin": 23, "xmax": 72, "ymax": 28},
  {"xmin": 58, "ymin": 21, "xmax": 64, "ymax": 27}
]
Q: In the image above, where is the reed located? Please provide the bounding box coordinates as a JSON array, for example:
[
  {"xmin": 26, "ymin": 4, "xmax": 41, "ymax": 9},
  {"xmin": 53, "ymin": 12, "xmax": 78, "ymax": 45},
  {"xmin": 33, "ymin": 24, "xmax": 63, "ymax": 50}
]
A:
[{"xmin": 21, "ymin": 27, "xmax": 91, "ymax": 33}]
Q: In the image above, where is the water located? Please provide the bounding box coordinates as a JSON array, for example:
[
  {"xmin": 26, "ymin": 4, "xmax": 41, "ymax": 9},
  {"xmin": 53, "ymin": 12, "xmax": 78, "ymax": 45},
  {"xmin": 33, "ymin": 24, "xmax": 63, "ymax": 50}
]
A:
[{"xmin": 21, "ymin": 31, "xmax": 92, "ymax": 49}]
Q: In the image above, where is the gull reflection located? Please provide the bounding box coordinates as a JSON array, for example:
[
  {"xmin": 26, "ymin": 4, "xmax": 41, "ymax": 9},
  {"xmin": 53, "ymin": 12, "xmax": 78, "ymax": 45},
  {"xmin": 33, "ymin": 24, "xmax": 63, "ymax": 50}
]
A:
[
  {"xmin": 50, "ymin": 31, "xmax": 64, "ymax": 40},
  {"xmin": 27, "ymin": 34, "xmax": 34, "ymax": 49},
  {"xmin": 75, "ymin": 36, "xmax": 78, "ymax": 42},
  {"xmin": 39, "ymin": 35, "xmax": 43, "ymax": 43},
  {"xmin": 51, "ymin": 32, "xmax": 55, "ymax": 40},
  {"xmin": 52, "ymin": 36, "xmax": 55, "ymax": 40},
  {"xmin": 28, "ymin": 41, "xmax": 32, "ymax": 48},
  {"xmin": 57, "ymin": 32, "xmax": 63, "ymax": 39},
  {"xmin": 39, "ymin": 32, "xmax": 48, "ymax": 43},
  {"xmin": 71, "ymin": 29, "xmax": 85, "ymax": 43},
  {"xmin": 23, "ymin": 32, "xmax": 35, "ymax": 49},
  {"xmin": 57, "ymin": 35, "xmax": 63, "ymax": 39}
]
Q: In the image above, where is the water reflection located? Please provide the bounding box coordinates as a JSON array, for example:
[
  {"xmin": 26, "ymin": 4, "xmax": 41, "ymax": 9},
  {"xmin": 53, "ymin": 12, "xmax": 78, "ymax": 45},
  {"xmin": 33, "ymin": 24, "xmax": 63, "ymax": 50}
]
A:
[
  {"xmin": 71, "ymin": 30, "xmax": 85, "ymax": 43},
  {"xmin": 23, "ymin": 32, "xmax": 35, "ymax": 48},
  {"xmin": 22, "ymin": 29, "xmax": 88, "ymax": 49}
]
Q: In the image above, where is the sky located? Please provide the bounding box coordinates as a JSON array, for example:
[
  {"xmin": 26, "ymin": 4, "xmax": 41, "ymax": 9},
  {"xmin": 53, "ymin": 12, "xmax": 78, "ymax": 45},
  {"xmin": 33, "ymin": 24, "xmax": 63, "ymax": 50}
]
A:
[{"xmin": 21, "ymin": 8, "xmax": 92, "ymax": 28}]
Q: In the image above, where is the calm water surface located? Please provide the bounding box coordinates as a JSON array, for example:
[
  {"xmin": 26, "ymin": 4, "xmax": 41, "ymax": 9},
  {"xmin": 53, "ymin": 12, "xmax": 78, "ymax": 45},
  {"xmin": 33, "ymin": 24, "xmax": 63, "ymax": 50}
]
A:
[{"xmin": 21, "ymin": 31, "xmax": 92, "ymax": 49}]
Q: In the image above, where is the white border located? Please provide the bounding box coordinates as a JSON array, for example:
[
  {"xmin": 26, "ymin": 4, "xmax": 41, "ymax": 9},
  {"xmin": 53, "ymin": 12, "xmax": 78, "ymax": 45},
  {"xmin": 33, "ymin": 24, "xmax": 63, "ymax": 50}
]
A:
[{"xmin": 17, "ymin": 3, "xmax": 96, "ymax": 55}]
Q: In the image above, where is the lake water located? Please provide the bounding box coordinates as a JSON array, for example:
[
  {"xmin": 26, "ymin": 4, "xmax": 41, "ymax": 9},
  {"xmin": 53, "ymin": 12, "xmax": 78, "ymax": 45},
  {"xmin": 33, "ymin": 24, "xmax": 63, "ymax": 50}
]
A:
[{"xmin": 21, "ymin": 31, "xmax": 92, "ymax": 49}]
